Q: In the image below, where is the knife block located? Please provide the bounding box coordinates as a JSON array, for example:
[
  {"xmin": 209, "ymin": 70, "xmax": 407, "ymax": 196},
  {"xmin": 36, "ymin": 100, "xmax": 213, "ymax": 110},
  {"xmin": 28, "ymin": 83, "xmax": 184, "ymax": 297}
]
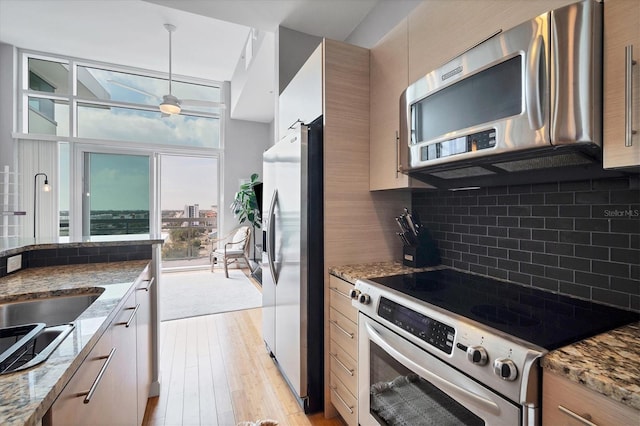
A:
[{"xmin": 402, "ymin": 231, "xmax": 440, "ymax": 268}]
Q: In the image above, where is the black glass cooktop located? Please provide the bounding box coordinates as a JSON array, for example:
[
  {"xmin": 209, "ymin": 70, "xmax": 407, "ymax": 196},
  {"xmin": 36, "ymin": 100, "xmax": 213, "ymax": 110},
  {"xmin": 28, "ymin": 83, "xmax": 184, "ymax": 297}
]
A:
[{"xmin": 370, "ymin": 269, "xmax": 639, "ymax": 350}]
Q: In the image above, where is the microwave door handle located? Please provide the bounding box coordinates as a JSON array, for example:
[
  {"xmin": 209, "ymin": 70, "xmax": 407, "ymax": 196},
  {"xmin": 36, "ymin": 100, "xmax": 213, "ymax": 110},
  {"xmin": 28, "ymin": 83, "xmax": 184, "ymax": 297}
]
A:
[
  {"xmin": 526, "ymin": 34, "xmax": 546, "ymax": 131},
  {"xmin": 365, "ymin": 321, "xmax": 501, "ymax": 416}
]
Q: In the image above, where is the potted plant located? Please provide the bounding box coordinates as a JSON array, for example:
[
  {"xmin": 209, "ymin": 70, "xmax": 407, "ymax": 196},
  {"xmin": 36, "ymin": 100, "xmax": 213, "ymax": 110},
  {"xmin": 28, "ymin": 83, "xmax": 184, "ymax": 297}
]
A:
[
  {"xmin": 230, "ymin": 173, "xmax": 261, "ymax": 229},
  {"xmin": 230, "ymin": 173, "xmax": 262, "ymax": 279}
]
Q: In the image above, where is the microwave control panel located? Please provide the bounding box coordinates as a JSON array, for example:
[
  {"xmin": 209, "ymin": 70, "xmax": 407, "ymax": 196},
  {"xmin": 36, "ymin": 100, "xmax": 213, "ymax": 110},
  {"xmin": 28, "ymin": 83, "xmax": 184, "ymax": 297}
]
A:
[{"xmin": 420, "ymin": 128, "xmax": 496, "ymax": 161}]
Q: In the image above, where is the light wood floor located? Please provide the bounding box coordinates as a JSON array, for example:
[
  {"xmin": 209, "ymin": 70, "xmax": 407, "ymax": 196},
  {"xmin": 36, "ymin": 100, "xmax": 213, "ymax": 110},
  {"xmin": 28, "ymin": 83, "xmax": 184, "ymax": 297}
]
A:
[{"xmin": 142, "ymin": 306, "xmax": 344, "ymax": 426}]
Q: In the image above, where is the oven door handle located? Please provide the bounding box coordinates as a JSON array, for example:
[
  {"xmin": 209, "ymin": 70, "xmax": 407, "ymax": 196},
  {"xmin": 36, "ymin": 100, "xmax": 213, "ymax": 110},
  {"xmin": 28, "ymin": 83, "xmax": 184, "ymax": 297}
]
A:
[{"xmin": 365, "ymin": 322, "xmax": 501, "ymax": 416}]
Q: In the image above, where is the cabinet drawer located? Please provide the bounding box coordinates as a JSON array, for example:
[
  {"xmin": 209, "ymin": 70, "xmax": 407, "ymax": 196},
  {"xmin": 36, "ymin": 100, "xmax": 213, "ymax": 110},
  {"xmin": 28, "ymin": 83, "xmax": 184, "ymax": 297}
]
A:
[
  {"xmin": 329, "ymin": 339, "xmax": 357, "ymax": 397},
  {"xmin": 543, "ymin": 371, "xmax": 639, "ymax": 426},
  {"xmin": 329, "ymin": 307, "xmax": 357, "ymax": 360},
  {"xmin": 330, "ymin": 373, "xmax": 358, "ymax": 426},
  {"xmin": 329, "ymin": 275, "xmax": 357, "ymax": 322},
  {"xmin": 50, "ymin": 329, "xmax": 114, "ymax": 425}
]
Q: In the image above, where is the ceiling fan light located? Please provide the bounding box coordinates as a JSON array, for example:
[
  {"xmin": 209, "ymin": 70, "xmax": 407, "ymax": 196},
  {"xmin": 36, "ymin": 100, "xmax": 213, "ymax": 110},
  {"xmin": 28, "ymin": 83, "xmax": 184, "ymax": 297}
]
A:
[{"xmin": 159, "ymin": 95, "xmax": 181, "ymax": 115}]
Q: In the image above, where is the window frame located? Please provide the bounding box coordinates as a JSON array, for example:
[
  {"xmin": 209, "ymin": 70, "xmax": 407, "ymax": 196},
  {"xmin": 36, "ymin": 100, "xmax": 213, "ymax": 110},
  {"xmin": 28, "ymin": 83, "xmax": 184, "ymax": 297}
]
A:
[{"xmin": 18, "ymin": 49, "xmax": 225, "ymax": 239}]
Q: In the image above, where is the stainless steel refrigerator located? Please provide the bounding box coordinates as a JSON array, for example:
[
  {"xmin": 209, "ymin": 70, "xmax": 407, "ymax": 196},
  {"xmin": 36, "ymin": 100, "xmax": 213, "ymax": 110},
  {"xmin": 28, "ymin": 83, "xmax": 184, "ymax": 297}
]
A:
[{"xmin": 262, "ymin": 116, "xmax": 323, "ymax": 413}]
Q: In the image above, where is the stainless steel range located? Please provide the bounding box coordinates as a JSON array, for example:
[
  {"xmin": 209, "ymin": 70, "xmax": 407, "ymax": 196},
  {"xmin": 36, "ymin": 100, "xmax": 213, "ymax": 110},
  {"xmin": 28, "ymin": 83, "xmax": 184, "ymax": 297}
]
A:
[{"xmin": 353, "ymin": 268, "xmax": 638, "ymax": 426}]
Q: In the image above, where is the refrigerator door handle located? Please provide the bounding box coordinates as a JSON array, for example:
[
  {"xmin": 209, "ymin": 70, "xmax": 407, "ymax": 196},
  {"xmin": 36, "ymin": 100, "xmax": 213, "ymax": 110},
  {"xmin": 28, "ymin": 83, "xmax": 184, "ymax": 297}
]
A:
[{"xmin": 267, "ymin": 189, "xmax": 279, "ymax": 285}]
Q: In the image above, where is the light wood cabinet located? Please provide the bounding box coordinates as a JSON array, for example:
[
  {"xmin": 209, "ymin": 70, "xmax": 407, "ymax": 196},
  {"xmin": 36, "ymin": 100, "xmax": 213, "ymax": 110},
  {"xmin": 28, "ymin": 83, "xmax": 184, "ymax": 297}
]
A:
[
  {"xmin": 48, "ymin": 326, "xmax": 115, "ymax": 425},
  {"xmin": 111, "ymin": 290, "xmax": 139, "ymax": 425},
  {"xmin": 48, "ymin": 265, "xmax": 152, "ymax": 426},
  {"xmin": 135, "ymin": 269, "xmax": 154, "ymax": 425},
  {"xmin": 370, "ymin": 19, "xmax": 411, "ymax": 191},
  {"xmin": 603, "ymin": 0, "xmax": 640, "ymax": 169},
  {"xmin": 328, "ymin": 275, "xmax": 358, "ymax": 426},
  {"xmin": 543, "ymin": 370, "xmax": 639, "ymax": 425}
]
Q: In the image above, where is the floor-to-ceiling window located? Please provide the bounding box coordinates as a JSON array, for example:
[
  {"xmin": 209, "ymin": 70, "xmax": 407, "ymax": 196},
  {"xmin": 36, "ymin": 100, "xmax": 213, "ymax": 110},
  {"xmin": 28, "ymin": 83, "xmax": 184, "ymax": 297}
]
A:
[
  {"xmin": 160, "ymin": 155, "xmax": 219, "ymax": 267},
  {"xmin": 19, "ymin": 50, "xmax": 223, "ymax": 241}
]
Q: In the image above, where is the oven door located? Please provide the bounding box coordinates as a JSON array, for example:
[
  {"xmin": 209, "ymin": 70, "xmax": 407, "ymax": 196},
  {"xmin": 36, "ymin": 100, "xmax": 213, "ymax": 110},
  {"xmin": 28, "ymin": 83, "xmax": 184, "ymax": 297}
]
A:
[{"xmin": 359, "ymin": 314, "xmax": 522, "ymax": 426}]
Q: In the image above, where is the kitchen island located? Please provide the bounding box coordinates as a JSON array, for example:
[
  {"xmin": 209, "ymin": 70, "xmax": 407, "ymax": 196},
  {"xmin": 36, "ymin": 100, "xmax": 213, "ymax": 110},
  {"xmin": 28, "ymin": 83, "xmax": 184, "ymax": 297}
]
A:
[
  {"xmin": 329, "ymin": 262, "xmax": 640, "ymax": 414},
  {"xmin": 0, "ymin": 261, "xmax": 149, "ymax": 426},
  {"xmin": 0, "ymin": 236, "xmax": 161, "ymax": 426}
]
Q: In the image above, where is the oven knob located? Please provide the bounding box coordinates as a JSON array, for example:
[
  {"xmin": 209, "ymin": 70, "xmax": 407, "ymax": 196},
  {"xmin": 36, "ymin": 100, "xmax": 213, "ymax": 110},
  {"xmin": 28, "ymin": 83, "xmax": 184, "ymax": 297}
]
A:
[
  {"xmin": 358, "ymin": 293, "xmax": 371, "ymax": 305},
  {"xmin": 466, "ymin": 346, "xmax": 488, "ymax": 365},
  {"xmin": 349, "ymin": 289, "xmax": 361, "ymax": 299},
  {"xmin": 493, "ymin": 358, "xmax": 518, "ymax": 381}
]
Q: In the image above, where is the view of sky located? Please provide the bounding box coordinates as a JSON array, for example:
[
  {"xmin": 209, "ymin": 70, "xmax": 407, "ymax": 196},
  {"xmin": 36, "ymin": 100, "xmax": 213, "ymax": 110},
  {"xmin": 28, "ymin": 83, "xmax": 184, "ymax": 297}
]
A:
[{"xmin": 161, "ymin": 155, "xmax": 218, "ymax": 210}]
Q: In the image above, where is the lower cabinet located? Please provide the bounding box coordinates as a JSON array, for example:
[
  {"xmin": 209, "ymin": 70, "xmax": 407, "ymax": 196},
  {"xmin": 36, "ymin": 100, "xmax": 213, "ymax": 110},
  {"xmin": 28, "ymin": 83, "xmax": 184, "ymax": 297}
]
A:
[
  {"xmin": 48, "ymin": 290, "xmax": 139, "ymax": 426},
  {"xmin": 328, "ymin": 275, "xmax": 359, "ymax": 425},
  {"xmin": 136, "ymin": 269, "xmax": 154, "ymax": 424},
  {"xmin": 47, "ymin": 265, "xmax": 152, "ymax": 426},
  {"xmin": 48, "ymin": 325, "xmax": 115, "ymax": 425},
  {"xmin": 542, "ymin": 370, "xmax": 639, "ymax": 426},
  {"xmin": 111, "ymin": 290, "xmax": 139, "ymax": 425}
]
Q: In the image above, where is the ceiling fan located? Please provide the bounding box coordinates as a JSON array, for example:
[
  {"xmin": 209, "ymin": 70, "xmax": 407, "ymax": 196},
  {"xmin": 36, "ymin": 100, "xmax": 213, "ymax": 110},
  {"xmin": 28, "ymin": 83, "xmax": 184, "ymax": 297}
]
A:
[{"xmin": 108, "ymin": 24, "xmax": 224, "ymax": 115}]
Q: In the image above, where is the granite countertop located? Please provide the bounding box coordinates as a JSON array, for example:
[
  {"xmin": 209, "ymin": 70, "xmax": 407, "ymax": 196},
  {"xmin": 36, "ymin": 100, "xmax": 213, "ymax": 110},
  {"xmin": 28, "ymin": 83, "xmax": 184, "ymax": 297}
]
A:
[
  {"xmin": 0, "ymin": 260, "xmax": 150, "ymax": 426},
  {"xmin": 330, "ymin": 261, "xmax": 640, "ymax": 412},
  {"xmin": 541, "ymin": 323, "xmax": 640, "ymax": 410},
  {"xmin": 328, "ymin": 261, "xmax": 442, "ymax": 284},
  {"xmin": 0, "ymin": 235, "xmax": 164, "ymax": 257}
]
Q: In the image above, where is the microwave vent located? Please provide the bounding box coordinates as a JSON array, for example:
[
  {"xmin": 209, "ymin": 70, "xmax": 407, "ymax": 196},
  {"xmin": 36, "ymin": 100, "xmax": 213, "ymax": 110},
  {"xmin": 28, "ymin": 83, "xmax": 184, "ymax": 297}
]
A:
[
  {"xmin": 493, "ymin": 153, "xmax": 594, "ymax": 172},
  {"xmin": 430, "ymin": 166, "xmax": 496, "ymax": 179}
]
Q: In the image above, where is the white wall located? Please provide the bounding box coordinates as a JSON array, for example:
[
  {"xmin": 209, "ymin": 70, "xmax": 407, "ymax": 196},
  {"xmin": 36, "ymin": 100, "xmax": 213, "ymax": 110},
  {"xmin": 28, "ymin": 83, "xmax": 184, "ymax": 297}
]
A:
[
  {"xmin": 221, "ymin": 81, "xmax": 271, "ymax": 242},
  {"xmin": 0, "ymin": 43, "xmax": 17, "ymax": 168}
]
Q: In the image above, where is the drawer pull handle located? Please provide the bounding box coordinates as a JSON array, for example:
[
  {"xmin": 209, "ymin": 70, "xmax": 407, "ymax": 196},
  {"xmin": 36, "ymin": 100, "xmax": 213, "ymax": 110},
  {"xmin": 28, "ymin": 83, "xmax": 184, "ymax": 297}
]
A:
[
  {"xmin": 137, "ymin": 277, "xmax": 155, "ymax": 292},
  {"xmin": 116, "ymin": 304, "xmax": 140, "ymax": 328},
  {"xmin": 330, "ymin": 319, "xmax": 354, "ymax": 339},
  {"xmin": 329, "ymin": 352, "xmax": 354, "ymax": 376},
  {"xmin": 625, "ymin": 45, "xmax": 637, "ymax": 147},
  {"xmin": 80, "ymin": 347, "xmax": 116, "ymax": 404},
  {"xmin": 558, "ymin": 405, "xmax": 598, "ymax": 426},
  {"xmin": 329, "ymin": 286, "xmax": 351, "ymax": 300},
  {"xmin": 330, "ymin": 385, "xmax": 354, "ymax": 414}
]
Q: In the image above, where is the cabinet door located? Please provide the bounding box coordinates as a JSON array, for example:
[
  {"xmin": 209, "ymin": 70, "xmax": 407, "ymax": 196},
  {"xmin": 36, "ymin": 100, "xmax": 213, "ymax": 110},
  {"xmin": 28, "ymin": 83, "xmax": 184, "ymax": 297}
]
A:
[
  {"xmin": 49, "ymin": 328, "xmax": 115, "ymax": 425},
  {"xmin": 111, "ymin": 290, "xmax": 139, "ymax": 425},
  {"xmin": 370, "ymin": 19, "xmax": 411, "ymax": 190},
  {"xmin": 603, "ymin": 0, "xmax": 640, "ymax": 169},
  {"xmin": 278, "ymin": 44, "xmax": 323, "ymax": 137},
  {"xmin": 543, "ymin": 371, "xmax": 639, "ymax": 425},
  {"xmin": 136, "ymin": 271, "xmax": 154, "ymax": 424}
]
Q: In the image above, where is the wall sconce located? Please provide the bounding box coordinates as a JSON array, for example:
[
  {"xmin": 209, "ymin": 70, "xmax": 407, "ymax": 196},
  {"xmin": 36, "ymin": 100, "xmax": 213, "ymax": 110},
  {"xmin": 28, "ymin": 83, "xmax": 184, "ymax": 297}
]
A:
[{"xmin": 34, "ymin": 173, "xmax": 50, "ymax": 238}]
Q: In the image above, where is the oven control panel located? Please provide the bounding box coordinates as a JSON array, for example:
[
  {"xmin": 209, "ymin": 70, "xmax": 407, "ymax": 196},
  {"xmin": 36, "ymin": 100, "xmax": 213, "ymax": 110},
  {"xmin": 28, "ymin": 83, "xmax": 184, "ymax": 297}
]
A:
[{"xmin": 378, "ymin": 297, "xmax": 455, "ymax": 354}]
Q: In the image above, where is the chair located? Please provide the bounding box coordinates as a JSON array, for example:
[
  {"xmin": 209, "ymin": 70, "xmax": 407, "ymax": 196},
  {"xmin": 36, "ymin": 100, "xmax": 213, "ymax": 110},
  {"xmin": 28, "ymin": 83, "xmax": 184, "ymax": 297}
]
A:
[{"xmin": 210, "ymin": 226, "xmax": 252, "ymax": 278}]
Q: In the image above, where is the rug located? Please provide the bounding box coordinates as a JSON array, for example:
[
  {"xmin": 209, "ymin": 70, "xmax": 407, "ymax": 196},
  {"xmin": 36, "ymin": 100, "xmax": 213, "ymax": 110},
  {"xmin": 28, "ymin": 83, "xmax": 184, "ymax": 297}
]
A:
[{"xmin": 160, "ymin": 269, "xmax": 262, "ymax": 321}]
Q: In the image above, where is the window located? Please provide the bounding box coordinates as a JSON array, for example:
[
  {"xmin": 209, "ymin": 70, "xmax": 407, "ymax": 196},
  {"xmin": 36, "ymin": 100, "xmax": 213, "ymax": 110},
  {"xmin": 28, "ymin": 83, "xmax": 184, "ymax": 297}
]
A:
[
  {"xmin": 20, "ymin": 51, "xmax": 224, "ymax": 239},
  {"xmin": 23, "ymin": 53, "xmax": 222, "ymax": 149},
  {"xmin": 82, "ymin": 152, "xmax": 150, "ymax": 236}
]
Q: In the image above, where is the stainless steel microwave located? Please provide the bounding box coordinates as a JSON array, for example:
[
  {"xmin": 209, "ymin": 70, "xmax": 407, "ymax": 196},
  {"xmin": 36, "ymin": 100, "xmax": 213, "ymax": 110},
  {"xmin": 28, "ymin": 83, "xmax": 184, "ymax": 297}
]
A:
[{"xmin": 400, "ymin": 0, "xmax": 604, "ymax": 186}]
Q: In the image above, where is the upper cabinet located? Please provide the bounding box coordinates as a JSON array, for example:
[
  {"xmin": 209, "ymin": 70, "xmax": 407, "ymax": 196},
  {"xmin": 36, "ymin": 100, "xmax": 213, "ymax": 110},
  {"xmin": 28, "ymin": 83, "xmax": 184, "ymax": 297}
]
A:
[
  {"xmin": 603, "ymin": 0, "xmax": 640, "ymax": 169},
  {"xmin": 370, "ymin": 20, "xmax": 411, "ymax": 190},
  {"xmin": 278, "ymin": 44, "xmax": 322, "ymax": 138}
]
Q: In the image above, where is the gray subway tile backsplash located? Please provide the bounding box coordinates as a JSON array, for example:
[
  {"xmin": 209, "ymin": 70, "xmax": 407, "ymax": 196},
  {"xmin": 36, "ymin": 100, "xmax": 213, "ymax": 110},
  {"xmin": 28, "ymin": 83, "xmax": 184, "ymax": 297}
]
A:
[{"xmin": 412, "ymin": 176, "xmax": 640, "ymax": 311}]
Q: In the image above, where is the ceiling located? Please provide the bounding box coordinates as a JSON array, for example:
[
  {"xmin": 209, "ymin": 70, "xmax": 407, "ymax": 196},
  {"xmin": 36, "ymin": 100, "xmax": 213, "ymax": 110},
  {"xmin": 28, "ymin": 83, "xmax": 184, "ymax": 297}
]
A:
[{"xmin": 0, "ymin": 0, "xmax": 391, "ymax": 123}]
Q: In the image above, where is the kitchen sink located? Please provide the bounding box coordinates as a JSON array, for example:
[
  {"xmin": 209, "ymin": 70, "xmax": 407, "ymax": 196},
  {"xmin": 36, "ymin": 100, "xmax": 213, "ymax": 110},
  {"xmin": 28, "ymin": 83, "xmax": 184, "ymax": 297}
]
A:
[
  {"xmin": 0, "ymin": 323, "xmax": 74, "ymax": 374},
  {"xmin": 0, "ymin": 293, "xmax": 101, "ymax": 328}
]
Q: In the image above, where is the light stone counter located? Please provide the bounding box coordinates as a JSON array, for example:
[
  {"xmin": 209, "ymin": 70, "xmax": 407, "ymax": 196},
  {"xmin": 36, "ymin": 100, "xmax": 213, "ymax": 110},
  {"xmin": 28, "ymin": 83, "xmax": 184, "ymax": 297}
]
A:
[
  {"xmin": 330, "ymin": 262, "xmax": 640, "ymax": 412},
  {"xmin": 541, "ymin": 323, "xmax": 640, "ymax": 410},
  {"xmin": 0, "ymin": 260, "xmax": 150, "ymax": 426}
]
